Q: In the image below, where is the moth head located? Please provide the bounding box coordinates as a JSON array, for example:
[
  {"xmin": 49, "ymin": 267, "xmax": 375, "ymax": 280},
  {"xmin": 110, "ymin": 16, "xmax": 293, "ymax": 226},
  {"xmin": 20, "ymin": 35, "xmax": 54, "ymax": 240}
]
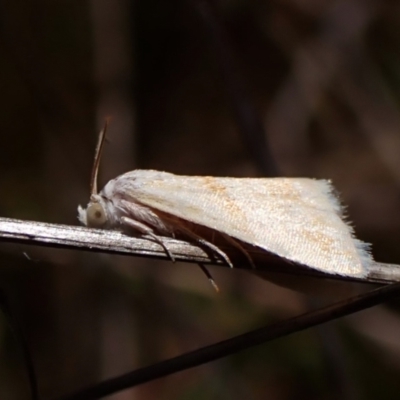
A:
[
  {"xmin": 78, "ymin": 195, "xmax": 108, "ymax": 228},
  {"xmin": 78, "ymin": 119, "xmax": 110, "ymax": 228}
]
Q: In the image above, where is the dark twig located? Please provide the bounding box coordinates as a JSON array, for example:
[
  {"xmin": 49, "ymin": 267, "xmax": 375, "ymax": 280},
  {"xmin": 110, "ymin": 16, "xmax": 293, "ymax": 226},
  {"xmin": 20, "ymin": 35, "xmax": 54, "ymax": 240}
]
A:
[{"xmin": 55, "ymin": 282, "xmax": 400, "ymax": 400}]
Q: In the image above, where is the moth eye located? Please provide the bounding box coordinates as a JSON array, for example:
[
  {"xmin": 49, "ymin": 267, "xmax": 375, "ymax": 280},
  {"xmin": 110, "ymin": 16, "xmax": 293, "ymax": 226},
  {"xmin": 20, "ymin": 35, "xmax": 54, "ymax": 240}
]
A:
[{"xmin": 86, "ymin": 203, "xmax": 107, "ymax": 228}]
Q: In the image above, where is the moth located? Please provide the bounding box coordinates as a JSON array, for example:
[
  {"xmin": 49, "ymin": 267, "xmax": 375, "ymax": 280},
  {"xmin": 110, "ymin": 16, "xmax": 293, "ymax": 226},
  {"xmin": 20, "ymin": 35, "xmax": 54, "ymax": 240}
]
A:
[{"xmin": 78, "ymin": 122, "xmax": 373, "ymax": 280}]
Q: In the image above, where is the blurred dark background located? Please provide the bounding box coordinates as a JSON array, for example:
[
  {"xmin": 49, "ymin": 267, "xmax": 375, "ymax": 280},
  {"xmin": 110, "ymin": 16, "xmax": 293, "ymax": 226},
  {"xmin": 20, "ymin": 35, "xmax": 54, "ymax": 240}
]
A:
[{"xmin": 1, "ymin": 0, "xmax": 400, "ymax": 399}]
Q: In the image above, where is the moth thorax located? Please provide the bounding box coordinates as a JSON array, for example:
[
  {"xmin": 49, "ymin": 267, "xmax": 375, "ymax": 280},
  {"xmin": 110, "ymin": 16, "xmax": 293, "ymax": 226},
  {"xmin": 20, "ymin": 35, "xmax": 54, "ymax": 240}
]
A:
[{"xmin": 86, "ymin": 202, "xmax": 107, "ymax": 228}]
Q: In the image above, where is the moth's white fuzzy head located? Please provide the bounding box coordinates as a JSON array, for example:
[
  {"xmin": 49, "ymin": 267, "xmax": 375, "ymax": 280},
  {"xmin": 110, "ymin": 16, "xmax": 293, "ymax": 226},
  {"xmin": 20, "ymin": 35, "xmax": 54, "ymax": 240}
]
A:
[{"xmin": 78, "ymin": 194, "xmax": 113, "ymax": 228}]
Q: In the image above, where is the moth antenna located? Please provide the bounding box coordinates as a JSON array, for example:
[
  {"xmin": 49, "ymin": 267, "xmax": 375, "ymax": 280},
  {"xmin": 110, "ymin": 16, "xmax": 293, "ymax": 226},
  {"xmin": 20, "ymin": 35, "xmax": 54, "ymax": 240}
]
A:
[
  {"xmin": 90, "ymin": 118, "xmax": 110, "ymax": 196},
  {"xmin": 198, "ymin": 263, "xmax": 219, "ymax": 292}
]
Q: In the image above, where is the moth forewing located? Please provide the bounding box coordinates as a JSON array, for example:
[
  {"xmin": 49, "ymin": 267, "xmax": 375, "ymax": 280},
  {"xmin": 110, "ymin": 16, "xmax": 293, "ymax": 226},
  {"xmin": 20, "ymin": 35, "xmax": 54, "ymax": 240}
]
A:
[{"xmin": 108, "ymin": 171, "xmax": 372, "ymax": 277}]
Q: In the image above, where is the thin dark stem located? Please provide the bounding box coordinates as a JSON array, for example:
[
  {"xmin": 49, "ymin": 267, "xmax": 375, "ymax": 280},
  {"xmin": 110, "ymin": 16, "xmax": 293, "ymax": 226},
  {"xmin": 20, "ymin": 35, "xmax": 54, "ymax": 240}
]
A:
[{"xmin": 55, "ymin": 282, "xmax": 400, "ymax": 400}]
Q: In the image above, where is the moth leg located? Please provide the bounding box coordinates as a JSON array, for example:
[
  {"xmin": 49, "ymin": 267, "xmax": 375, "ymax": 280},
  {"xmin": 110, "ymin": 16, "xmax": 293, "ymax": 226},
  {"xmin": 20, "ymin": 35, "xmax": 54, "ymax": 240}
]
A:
[
  {"xmin": 121, "ymin": 216, "xmax": 176, "ymax": 262},
  {"xmin": 219, "ymin": 233, "xmax": 256, "ymax": 269},
  {"xmin": 197, "ymin": 263, "xmax": 219, "ymax": 292},
  {"xmin": 177, "ymin": 225, "xmax": 234, "ymax": 268}
]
